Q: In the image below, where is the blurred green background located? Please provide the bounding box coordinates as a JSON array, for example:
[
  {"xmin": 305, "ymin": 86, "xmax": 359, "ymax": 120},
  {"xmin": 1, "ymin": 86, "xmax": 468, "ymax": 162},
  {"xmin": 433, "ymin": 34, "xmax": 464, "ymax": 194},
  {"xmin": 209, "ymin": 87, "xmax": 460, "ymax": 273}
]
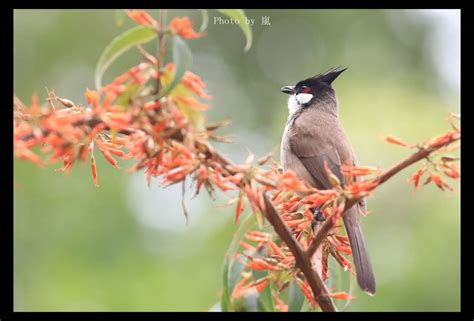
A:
[{"xmin": 14, "ymin": 9, "xmax": 460, "ymax": 311}]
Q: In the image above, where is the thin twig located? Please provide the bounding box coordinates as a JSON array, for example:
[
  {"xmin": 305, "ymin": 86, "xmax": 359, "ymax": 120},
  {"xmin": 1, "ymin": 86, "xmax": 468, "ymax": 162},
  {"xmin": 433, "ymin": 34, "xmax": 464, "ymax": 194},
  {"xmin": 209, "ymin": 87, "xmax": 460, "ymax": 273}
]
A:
[
  {"xmin": 136, "ymin": 43, "xmax": 157, "ymax": 65},
  {"xmin": 154, "ymin": 9, "xmax": 168, "ymax": 95}
]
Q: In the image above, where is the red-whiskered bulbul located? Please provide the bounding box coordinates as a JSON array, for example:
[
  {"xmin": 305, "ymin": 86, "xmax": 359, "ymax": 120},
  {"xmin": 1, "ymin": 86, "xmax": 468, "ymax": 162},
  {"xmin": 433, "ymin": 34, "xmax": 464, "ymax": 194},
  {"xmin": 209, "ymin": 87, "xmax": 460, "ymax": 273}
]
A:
[{"xmin": 280, "ymin": 67, "xmax": 376, "ymax": 295}]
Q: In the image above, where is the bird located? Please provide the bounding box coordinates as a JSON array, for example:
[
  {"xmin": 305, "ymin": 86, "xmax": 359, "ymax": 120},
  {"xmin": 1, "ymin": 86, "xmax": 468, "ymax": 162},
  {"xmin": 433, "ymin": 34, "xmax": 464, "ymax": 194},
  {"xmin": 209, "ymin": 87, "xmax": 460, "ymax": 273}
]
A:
[{"xmin": 279, "ymin": 66, "xmax": 376, "ymax": 295}]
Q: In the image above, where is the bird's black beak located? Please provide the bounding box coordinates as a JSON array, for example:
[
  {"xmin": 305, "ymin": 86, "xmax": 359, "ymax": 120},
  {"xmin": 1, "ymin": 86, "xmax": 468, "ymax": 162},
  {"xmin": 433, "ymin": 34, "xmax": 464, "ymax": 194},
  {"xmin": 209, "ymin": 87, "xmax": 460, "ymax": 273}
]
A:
[{"xmin": 281, "ymin": 85, "xmax": 295, "ymax": 95}]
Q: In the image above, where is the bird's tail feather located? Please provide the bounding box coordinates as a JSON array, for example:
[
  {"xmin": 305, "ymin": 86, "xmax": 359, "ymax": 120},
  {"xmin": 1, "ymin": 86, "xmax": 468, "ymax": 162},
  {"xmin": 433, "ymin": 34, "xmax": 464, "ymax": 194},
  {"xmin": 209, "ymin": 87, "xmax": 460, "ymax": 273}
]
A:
[{"xmin": 343, "ymin": 208, "xmax": 376, "ymax": 295}]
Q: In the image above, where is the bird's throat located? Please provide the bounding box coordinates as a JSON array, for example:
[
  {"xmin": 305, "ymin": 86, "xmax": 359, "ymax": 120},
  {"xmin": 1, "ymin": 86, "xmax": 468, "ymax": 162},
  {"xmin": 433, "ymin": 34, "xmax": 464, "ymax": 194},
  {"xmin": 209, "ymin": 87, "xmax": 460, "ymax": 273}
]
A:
[{"xmin": 287, "ymin": 93, "xmax": 313, "ymax": 116}]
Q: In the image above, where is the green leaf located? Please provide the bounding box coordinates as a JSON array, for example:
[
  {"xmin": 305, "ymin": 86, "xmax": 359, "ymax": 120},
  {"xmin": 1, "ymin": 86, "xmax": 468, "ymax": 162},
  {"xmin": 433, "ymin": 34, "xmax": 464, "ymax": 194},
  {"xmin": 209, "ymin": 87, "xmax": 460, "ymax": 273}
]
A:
[
  {"xmin": 288, "ymin": 280, "xmax": 305, "ymax": 312},
  {"xmin": 114, "ymin": 82, "xmax": 140, "ymax": 107},
  {"xmin": 155, "ymin": 35, "xmax": 193, "ymax": 100},
  {"xmin": 199, "ymin": 9, "xmax": 209, "ymax": 32},
  {"xmin": 255, "ymin": 274, "xmax": 274, "ymax": 311},
  {"xmin": 255, "ymin": 211, "xmax": 265, "ymax": 229},
  {"xmin": 95, "ymin": 25, "xmax": 156, "ymax": 90},
  {"xmin": 252, "ymin": 245, "xmax": 275, "ymax": 312},
  {"xmin": 221, "ymin": 214, "xmax": 257, "ymax": 312},
  {"xmin": 216, "ymin": 9, "xmax": 253, "ymax": 52},
  {"xmin": 115, "ymin": 9, "xmax": 125, "ymax": 27},
  {"xmin": 242, "ymin": 293, "xmax": 260, "ymax": 311}
]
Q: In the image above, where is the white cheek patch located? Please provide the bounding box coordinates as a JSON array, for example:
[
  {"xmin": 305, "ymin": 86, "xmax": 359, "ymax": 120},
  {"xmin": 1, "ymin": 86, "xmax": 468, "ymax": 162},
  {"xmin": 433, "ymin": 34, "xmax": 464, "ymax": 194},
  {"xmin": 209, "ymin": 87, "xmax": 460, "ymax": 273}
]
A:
[
  {"xmin": 287, "ymin": 95, "xmax": 300, "ymax": 116},
  {"xmin": 295, "ymin": 93, "xmax": 313, "ymax": 105}
]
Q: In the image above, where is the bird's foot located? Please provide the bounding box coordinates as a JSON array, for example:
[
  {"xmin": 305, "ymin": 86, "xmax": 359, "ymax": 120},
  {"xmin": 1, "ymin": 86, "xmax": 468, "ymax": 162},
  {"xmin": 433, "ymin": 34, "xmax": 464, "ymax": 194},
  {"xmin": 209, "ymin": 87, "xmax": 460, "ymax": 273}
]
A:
[
  {"xmin": 312, "ymin": 207, "xmax": 325, "ymax": 221},
  {"xmin": 311, "ymin": 207, "xmax": 325, "ymax": 229}
]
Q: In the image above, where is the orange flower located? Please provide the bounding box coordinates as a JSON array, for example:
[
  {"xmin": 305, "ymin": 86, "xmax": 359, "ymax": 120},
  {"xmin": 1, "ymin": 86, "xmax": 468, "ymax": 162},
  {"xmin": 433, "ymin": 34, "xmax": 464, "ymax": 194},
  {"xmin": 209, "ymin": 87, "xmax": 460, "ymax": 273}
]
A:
[
  {"xmin": 346, "ymin": 179, "xmax": 378, "ymax": 197},
  {"xmin": 384, "ymin": 135, "xmax": 413, "ymax": 147},
  {"xmin": 335, "ymin": 234, "xmax": 350, "ymax": 244},
  {"xmin": 244, "ymin": 232, "xmax": 270, "ymax": 243},
  {"xmin": 301, "ymin": 191, "xmax": 338, "ymax": 208},
  {"xmin": 328, "ymin": 236, "xmax": 352, "ymax": 255},
  {"xmin": 246, "ymin": 258, "xmax": 279, "ymax": 271},
  {"xmin": 444, "ymin": 168, "xmax": 460, "ymax": 179},
  {"xmin": 321, "ymin": 249, "xmax": 329, "ymax": 281},
  {"xmin": 85, "ymin": 89, "xmax": 100, "ymax": 108},
  {"xmin": 253, "ymin": 277, "xmax": 270, "ymax": 293},
  {"xmin": 98, "ymin": 148, "xmax": 120, "ymax": 169},
  {"xmin": 235, "ymin": 192, "xmax": 245, "ymax": 223},
  {"xmin": 278, "ymin": 170, "xmax": 310, "ymax": 192},
  {"xmin": 112, "ymin": 72, "xmax": 130, "ymax": 85},
  {"xmin": 30, "ymin": 92, "xmax": 39, "ymax": 115},
  {"xmin": 175, "ymin": 95, "xmax": 209, "ymax": 110},
  {"xmin": 169, "ymin": 17, "xmax": 204, "ymax": 39},
  {"xmin": 426, "ymin": 130, "xmax": 460, "ymax": 148},
  {"xmin": 269, "ymin": 240, "xmax": 285, "ymax": 258},
  {"xmin": 410, "ymin": 165, "xmax": 427, "ymax": 191},
  {"xmin": 239, "ymin": 241, "xmax": 256, "ymax": 252},
  {"xmin": 144, "ymin": 100, "xmax": 161, "ymax": 110},
  {"xmin": 125, "ymin": 9, "xmax": 156, "ymax": 27},
  {"xmin": 90, "ymin": 154, "xmax": 99, "ymax": 188},
  {"xmin": 327, "ymin": 291, "xmax": 354, "ymax": 300},
  {"xmin": 230, "ymin": 274, "xmax": 253, "ymax": 300},
  {"xmin": 341, "ymin": 165, "xmax": 379, "ymax": 177},
  {"xmin": 329, "ymin": 246, "xmax": 353, "ymax": 272},
  {"xmin": 102, "ymin": 92, "xmax": 116, "ymax": 110},
  {"xmin": 296, "ymin": 279, "xmax": 318, "ymax": 309},
  {"xmin": 15, "ymin": 147, "xmax": 44, "ymax": 166},
  {"xmin": 182, "ymin": 71, "xmax": 212, "ymax": 99},
  {"xmin": 428, "ymin": 172, "xmax": 454, "ymax": 191}
]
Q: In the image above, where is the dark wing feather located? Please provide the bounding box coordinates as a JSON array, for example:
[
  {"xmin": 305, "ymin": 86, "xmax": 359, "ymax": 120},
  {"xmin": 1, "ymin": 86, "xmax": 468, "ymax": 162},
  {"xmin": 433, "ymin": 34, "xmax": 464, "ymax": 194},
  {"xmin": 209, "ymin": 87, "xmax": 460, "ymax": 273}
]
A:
[{"xmin": 288, "ymin": 126, "xmax": 344, "ymax": 190}]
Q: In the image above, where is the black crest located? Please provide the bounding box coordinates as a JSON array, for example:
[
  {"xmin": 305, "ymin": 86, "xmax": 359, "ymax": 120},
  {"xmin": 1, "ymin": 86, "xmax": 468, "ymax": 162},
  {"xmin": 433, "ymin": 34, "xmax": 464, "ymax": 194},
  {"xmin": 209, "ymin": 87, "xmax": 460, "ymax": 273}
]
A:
[
  {"xmin": 295, "ymin": 66, "xmax": 347, "ymax": 91},
  {"xmin": 311, "ymin": 66, "xmax": 347, "ymax": 85}
]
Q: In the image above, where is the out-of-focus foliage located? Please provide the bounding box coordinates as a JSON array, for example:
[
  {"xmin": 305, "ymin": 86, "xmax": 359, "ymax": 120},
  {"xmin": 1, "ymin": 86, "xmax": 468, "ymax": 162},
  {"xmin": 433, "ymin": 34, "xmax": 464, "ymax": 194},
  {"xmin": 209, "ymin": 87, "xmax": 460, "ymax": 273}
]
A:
[{"xmin": 14, "ymin": 9, "xmax": 460, "ymax": 311}]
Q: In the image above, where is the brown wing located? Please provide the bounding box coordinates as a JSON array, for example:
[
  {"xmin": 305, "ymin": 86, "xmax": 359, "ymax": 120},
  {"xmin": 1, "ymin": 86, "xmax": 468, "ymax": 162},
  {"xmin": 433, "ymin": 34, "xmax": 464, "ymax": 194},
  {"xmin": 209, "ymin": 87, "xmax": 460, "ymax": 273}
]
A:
[{"xmin": 287, "ymin": 124, "xmax": 344, "ymax": 190}]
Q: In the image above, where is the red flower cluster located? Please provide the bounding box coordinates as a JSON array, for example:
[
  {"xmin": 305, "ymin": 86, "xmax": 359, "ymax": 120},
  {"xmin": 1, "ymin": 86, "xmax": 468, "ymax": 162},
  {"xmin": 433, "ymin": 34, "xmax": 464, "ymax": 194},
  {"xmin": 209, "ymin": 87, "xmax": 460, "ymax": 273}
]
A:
[
  {"xmin": 125, "ymin": 9, "xmax": 157, "ymax": 27},
  {"xmin": 169, "ymin": 17, "xmax": 204, "ymax": 39}
]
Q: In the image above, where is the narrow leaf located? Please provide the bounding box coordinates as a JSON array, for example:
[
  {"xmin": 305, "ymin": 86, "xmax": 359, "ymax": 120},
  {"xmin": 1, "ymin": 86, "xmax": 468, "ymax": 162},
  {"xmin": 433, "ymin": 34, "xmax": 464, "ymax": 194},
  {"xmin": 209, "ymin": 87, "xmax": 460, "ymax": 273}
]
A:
[
  {"xmin": 216, "ymin": 9, "xmax": 253, "ymax": 52},
  {"xmin": 288, "ymin": 280, "xmax": 305, "ymax": 312},
  {"xmin": 199, "ymin": 9, "xmax": 209, "ymax": 32},
  {"xmin": 255, "ymin": 273, "xmax": 274, "ymax": 311},
  {"xmin": 95, "ymin": 25, "xmax": 156, "ymax": 90},
  {"xmin": 221, "ymin": 214, "xmax": 257, "ymax": 311},
  {"xmin": 155, "ymin": 35, "xmax": 193, "ymax": 99},
  {"xmin": 253, "ymin": 245, "xmax": 275, "ymax": 312}
]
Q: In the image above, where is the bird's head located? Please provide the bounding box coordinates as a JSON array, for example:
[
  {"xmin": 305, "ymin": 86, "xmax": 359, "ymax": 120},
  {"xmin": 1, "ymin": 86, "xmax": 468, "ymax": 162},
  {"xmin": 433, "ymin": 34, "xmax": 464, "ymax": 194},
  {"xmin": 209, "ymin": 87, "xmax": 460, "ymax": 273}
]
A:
[{"xmin": 281, "ymin": 66, "xmax": 347, "ymax": 113}]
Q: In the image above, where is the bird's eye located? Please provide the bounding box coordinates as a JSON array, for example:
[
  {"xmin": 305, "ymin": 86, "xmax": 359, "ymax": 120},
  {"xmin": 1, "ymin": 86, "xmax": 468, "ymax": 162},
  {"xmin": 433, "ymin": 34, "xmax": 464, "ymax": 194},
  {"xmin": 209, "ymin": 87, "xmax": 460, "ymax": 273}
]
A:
[{"xmin": 301, "ymin": 86, "xmax": 311, "ymax": 94}]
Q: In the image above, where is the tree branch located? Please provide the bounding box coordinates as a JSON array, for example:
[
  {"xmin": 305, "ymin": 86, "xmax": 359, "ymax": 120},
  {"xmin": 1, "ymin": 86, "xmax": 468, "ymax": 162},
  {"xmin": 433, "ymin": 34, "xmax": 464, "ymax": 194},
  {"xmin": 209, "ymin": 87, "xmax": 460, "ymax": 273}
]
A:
[
  {"xmin": 306, "ymin": 140, "xmax": 459, "ymax": 259},
  {"xmin": 261, "ymin": 194, "xmax": 337, "ymax": 312}
]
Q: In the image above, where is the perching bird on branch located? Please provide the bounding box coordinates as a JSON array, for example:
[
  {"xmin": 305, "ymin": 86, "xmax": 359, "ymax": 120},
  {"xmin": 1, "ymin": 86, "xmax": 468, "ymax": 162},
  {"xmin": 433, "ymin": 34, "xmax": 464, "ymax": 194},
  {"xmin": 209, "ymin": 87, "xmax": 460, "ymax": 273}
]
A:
[{"xmin": 280, "ymin": 67, "xmax": 376, "ymax": 295}]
